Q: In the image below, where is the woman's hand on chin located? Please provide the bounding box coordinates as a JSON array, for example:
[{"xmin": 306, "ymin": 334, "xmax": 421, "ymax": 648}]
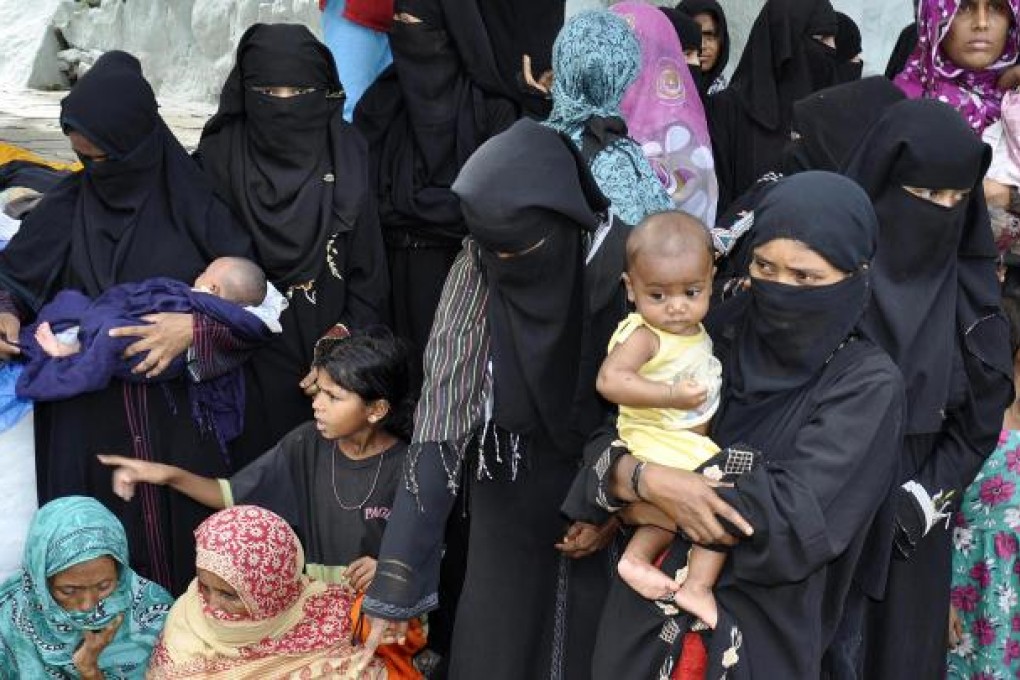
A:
[
  {"xmin": 110, "ymin": 312, "xmax": 194, "ymax": 379},
  {"xmin": 643, "ymin": 464, "xmax": 753, "ymax": 546},
  {"xmin": 73, "ymin": 613, "xmax": 123, "ymax": 679}
]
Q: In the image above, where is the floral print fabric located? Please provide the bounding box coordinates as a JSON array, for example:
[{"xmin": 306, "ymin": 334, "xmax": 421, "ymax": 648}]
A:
[
  {"xmin": 543, "ymin": 10, "xmax": 672, "ymax": 227},
  {"xmin": 894, "ymin": 0, "xmax": 1020, "ymax": 134},
  {"xmin": 948, "ymin": 429, "xmax": 1020, "ymax": 678}
]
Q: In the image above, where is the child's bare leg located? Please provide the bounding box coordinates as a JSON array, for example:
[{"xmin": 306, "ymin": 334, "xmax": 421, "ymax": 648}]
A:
[
  {"xmin": 618, "ymin": 525, "xmax": 680, "ymax": 600},
  {"xmin": 35, "ymin": 322, "xmax": 80, "ymax": 357},
  {"xmin": 674, "ymin": 545, "xmax": 723, "ymax": 628}
]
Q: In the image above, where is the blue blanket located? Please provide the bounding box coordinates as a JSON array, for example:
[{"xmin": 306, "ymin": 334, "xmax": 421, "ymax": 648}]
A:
[{"xmin": 16, "ymin": 277, "xmax": 272, "ymax": 443}]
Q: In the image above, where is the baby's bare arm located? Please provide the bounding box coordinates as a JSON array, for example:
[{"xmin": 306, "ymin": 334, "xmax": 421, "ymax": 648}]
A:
[{"xmin": 598, "ymin": 327, "xmax": 706, "ymax": 409}]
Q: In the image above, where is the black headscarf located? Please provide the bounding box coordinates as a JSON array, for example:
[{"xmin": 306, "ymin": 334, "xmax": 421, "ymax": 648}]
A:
[
  {"xmin": 844, "ymin": 98, "xmax": 1005, "ymax": 433},
  {"xmin": 677, "ymin": 0, "xmax": 730, "ymax": 91},
  {"xmin": 354, "ymin": 0, "xmax": 515, "ymax": 245},
  {"xmin": 660, "ymin": 8, "xmax": 704, "ymax": 53},
  {"xmin": 885, "ymin": 0, "xmax": 920, "ymax": 80},
  {"xmin": 198, "ymin": 24, "xmax": 368, "ymax": 289},
  {"xmin": 452, "ymin": 117, "xmax": 609, "ymax": 449},
  {"xmin": 441, "ymin": 0, "xmax": 564, "ymax": 117},
  {"xmin": 834, "ymin": 11, "xmax": 863, "ymax": 82},
  {"xmin": 0, "ymin": 51, "xmax": 251, "ymax": 310},
  {"xmin": 726, "ymin": 171, "xmax": 877, "ymax": 402},
  {"xmin": 885, "ymin": 23, "xmax": 919, "ymax": 80},
  {"xmin": 727, "ymin": 0, "xmax": 839, "ymax": 133},
  {"xmin": 781, "ymin": 76, "xmax": 905, "ymax": 174}
]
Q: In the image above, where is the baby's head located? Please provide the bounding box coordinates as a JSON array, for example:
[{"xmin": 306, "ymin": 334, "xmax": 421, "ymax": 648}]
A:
[
  {"xmin": 193, "ymin": 257, "xmax": 267, "ymax": 306},
  {"xmin": 624, "ymin": 212, "xmax": 715, "ymax": 336}
]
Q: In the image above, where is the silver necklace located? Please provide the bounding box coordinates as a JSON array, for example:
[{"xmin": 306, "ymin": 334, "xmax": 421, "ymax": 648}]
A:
[{"xmin": 330, "ymin": 442, "xmax": 386, "ymax": 511}]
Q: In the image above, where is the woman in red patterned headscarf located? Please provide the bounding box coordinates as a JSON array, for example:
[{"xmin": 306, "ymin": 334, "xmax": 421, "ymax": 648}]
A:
[{"xmin": 146, "ymin": 506, "xmax": 386, "ymax": 679}]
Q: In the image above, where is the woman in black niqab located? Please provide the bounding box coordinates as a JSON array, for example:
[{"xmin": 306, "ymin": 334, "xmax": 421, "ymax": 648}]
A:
[
  {"xmin": 198, "ymin": 24, "xmax": 389, "ymax": 461},
  {"xmin": 843, "ymin": 98, "xmax": 1014, "ymax": 680},
  {"xmin": 589, "ymin": 172, "xmax": 906, "ymax": 679},
  {"xmin": 354, "ymin": 0, "xmax": 516, "ymax": 385},
  {"xmin": 0, "ymin": 50, "xmax": 255, "ymax": 595},
  {"xmin": 706, "ymin": 0, "xmax": 844, "ymax": 213},
  {"xmin": 360, "ymin": 118, "xmax": 625, "ymax": 680}
]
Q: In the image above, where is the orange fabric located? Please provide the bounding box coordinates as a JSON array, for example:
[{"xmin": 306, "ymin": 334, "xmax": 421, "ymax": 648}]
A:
[
  {"xmin": 673, "ymin": 633, "xmax": 708, "ymax": 680},
  {"xmin": 351, "ymin": 593, "xmax": 427, "ymax": 680},
  {"xmin": 0, "ymin": 142, "xmax": 81, "ymax": 172}
]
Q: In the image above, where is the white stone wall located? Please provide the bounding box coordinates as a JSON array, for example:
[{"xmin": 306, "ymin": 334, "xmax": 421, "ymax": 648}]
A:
[
  {"xmin": 0, "ymin": 0, "xmax": 915, "ymax": 104},
  {"xmin": 0, "ymin": 0, "xmax": 320, "ymax": 103}
]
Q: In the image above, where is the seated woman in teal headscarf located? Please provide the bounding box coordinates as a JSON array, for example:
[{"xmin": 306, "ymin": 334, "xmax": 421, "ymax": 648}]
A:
[{"xmin": 0, "ymin": 497, "xmax": 173, "ymax": 679}]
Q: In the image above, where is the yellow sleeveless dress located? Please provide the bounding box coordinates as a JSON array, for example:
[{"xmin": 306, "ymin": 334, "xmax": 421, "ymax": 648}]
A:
[{"xmin": 609, "ymin": 313, "xmax": 722, "ymax": 469}]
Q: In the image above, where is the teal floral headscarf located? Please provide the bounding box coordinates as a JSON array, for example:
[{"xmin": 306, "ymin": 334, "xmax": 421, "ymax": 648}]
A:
[
  {"xmin": 0, "ymin": 497, "xmax": 172, "ymax": 679},
  {"xmin": 544, "ymin": 10, "xmax": 672, "ymax": 226}
]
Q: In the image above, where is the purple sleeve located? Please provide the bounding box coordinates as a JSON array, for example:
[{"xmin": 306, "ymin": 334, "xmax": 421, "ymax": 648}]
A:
[{"xmin": 188, "ymin": 313, "xmax": 259, "ymax": 382}]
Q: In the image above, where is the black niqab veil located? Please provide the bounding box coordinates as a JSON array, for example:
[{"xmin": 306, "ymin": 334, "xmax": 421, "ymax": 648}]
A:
[
  {"xmin": 781, "ymin": 76, "xmax": 905, "ymax": 174},
  {"xmin": 353, "ymin": 0, "xmax": 515, "ymax": 244},
  {"xmin": 0, "ymin": 51, "xmax": 251, "ymax": 309},
  {"xmin": 728, "ymin": 0, "xmax": 839, "ymax": 132},
  {"xmin": 677, "ymin": 0, "xmax": 730, "ymax": 90},
  {"xmin": 707, "ymin": 0, "xmax": 842, "ymax": 211},
  {"xmin": 725, "ymin": 171, "xmax": 877, "ymax": 408},
  {"xmin": 452, "ymin": 118, "xmax": 608, "ymax": 449},
  {"xmin": 198, "ymin": 24, "xmax": 366, "ymax": 288},
  {"xmin": 660, "ymin": 8, "xmax": 704, "ymax": 54},
  {"xmin": 844, "ymin": 98, "xmax": 1008, "ymax": 433},
  {"xmin": 834, "ymin": 11, "xmax": 863, "ymax": 82}
]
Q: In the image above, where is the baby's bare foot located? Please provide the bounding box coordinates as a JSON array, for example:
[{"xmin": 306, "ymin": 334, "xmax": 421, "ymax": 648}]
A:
[
  {"xmin": 674, "ymin": 581, "xmax": 719, "ymax": 629},
  {"xmin": 618, "ymin": 554, "xmax": 681, "ymax": 601},
  {"xmin": 35, "ymin": 322, "xmax": 79, "ymax": 357}
]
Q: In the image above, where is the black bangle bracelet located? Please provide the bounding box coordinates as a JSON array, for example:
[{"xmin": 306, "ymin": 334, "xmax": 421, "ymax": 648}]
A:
[{"xmin": 631, "ymin": 461, "xmax": 647, "ymax": 501}]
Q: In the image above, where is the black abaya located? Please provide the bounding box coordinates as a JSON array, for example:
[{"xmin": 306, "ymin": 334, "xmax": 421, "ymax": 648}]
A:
[
  {"xmin": 706, "ymin": 0, "xmax": 842, "ymax": 212},
  {"xmin": 364, "ymin": 119, "xmax": 624, "ymax": 680},
  {"xmin": 197, "ymin": 24, "xmax": 389, "ymax": 460},
  {"xmin": 843, "ymin": 99, "xmax": 1014, "ymax": 680},
  {"xmin": 0, "ymin": 51, "xmax": 254, "ymax": 594},
  {"xmin": 354, "ymin": 0, "xmax": 516, "ymax": 385},
  {"xmin": 589, "ymin": 173, "xmax": 906, "ymax": 679}
]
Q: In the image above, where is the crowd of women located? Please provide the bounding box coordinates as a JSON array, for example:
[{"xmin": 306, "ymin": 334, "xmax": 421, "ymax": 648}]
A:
[{"xmin": 0, "ymin": 0, "xmax": 1018, "ymax": 677}]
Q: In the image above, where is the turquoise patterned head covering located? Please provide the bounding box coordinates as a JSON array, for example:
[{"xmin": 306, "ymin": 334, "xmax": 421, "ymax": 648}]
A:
[
  {"xmin": 544, "ymin": 10, "xmax": 672, "ymax": 226},
  {"xmin": 0, "ymin": 497, "xmax": 172, "ymax": 679},
  {"xmin": 546, "ymin": 10, "xmax": 641, "ymax": 132}
]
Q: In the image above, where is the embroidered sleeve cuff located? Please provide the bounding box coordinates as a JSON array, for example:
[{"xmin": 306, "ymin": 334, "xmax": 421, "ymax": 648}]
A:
[
  {"xmin": 361, "ymin": 593, "xmax": 439, "ymax": 621},
  {"xmin": 901, "ymin": 480, "xmax": 950, "ymax": 535}
]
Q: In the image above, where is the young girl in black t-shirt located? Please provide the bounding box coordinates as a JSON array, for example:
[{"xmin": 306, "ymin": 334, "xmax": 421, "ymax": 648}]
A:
[{"xmin": 101, "ymin": 330, "xmax": 413, "ymax": 583}]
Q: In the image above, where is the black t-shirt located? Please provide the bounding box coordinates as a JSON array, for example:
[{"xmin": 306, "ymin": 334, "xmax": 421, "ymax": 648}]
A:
[{"xmin": 226, "ymin": 421, "xmax": 405, "ymax": 569}]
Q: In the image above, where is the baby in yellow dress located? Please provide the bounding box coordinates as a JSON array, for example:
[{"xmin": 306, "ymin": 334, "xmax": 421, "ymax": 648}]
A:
[{"xmin": 596, "ymin": 211, "xmax": 723, "ymax": 627}]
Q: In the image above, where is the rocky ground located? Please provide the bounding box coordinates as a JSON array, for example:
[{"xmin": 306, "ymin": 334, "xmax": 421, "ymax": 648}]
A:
[{"xmin": 0, "ymin": 87, "xmax": 213, "ymax": 162}]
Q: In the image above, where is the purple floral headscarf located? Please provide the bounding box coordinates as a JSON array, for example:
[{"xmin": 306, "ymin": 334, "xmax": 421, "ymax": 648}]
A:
[{"xmin": 895, "ymin": 0, "xmax": 1020, "ymax": 134}]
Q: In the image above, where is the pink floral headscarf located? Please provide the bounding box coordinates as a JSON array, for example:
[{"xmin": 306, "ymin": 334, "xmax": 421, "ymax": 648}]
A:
[
  {"xmin": 611, "ymin": 2, "xmax": 719, "ymax": 227},
  {"xmin": 895, "ymin": 0, "xmax": 1020, "ymax": 134},
  {"xmin": 194, "ymin": 505, "xmax": 306, "ymax": 621}
]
